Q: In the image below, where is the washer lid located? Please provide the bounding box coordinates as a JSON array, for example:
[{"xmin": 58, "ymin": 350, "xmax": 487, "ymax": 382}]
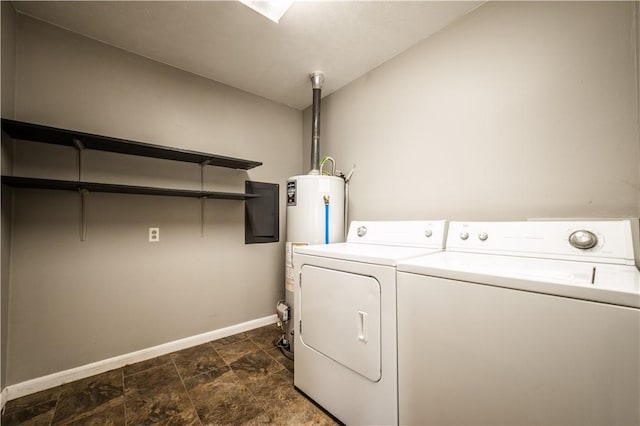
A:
[
  {"xmin": 397, "ymin": 252, "xmax": 640, "ymax": 308},
  {"xmin": 295, "ymin": 242, "xmax": 442, "ymax": 266}
]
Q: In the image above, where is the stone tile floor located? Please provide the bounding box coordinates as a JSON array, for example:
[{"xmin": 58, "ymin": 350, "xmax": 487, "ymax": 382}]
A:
[{"xmin": 1, "ymin": 324, "xmax": 338, "ymax": 425}]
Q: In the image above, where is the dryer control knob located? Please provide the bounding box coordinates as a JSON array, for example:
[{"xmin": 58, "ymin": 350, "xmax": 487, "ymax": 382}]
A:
[
  {"xmin": 425, "ymin": 229, "xmax": 433, "ymax": 238},
  {"xmin": 357, "ymin": 226, "xmax": 367, "ymax": 237},
  {"xmin": 460, "ymin": 232, "xmax": 469, "ymax": 241},
  {"xmin": 569, "ymin": 230, "xmax": 597, "ymax": 249},
  {"xmin": 478, "ymin": 232, "xmax": 488, "ymax": 241}
]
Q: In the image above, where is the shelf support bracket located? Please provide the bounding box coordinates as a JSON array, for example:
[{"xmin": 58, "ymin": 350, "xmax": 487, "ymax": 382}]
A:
[
  {"xmin": 79, "ymin": 188, "xmax": 89, "ymax": 242},
  {"xmin": 199, "ymin": 160, "xmax": 210, "ymax": 238},
  {"xmin": 200, "ymin": 196, "xmax": 206, "ymax": 238},
  {"xmin": 73, "ymin": 138, "xmax": 85, "ymax": 182},
  {"xmin": 200, "ymin": 160, "xmax": 210, "ymax": 188}
]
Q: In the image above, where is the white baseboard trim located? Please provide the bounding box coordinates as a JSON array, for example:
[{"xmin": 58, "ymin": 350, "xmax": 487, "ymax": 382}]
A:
[{"xmin": 5, "ymin": 314, "xmax": 278, "ymax": 402}]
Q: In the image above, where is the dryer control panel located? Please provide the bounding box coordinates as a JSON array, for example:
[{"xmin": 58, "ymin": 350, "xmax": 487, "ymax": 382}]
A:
[{"xmin": 347, "ymin": 220, "xmax": 447, "ymax": 249}]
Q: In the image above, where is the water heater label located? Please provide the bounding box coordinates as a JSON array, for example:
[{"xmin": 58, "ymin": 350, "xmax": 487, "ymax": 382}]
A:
[
  {"xmin": 286, "ymin": 180, "xmax": 296, "ymax": 206},
  {"xmin": 286, "ymin": 242, "xmax": 309, "ymax": 267},
  {"xmin": 285, "ymin": 241, "xmax": 308, "ymax": 291},
  {"xmin": 286, "ymin": 267, "xmax": 295, "ymax": 292}
]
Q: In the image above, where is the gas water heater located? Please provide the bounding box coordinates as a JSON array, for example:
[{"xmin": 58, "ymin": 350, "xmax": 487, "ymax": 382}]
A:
[{"xmin": 279, "ymin": 72, "xmax": 345, "ymax": 354}]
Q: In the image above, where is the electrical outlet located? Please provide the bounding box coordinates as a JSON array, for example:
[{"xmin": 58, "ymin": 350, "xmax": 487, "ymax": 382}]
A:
[{"xmin": 149, "ymin": 227, "xmax": 160, "ymax": 242}]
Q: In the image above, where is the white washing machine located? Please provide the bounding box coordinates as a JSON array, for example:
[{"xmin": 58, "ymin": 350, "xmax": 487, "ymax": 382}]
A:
[
  {"xmin": 397, "ymin": 220, "xmax": 640, "ymax": 426},
  {"xmin": 293, "ymin": 220, "xmax": 447, "ymax": 425}
]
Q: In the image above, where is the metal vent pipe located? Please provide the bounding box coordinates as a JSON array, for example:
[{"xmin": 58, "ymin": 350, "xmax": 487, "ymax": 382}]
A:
[{"xmin": 309, "ymin": 71, "xmax": 324, "ymax": 175}]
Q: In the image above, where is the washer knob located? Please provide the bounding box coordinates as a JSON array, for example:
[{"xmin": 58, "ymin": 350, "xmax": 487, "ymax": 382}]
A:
[
  {"xmin": 460, "ymin": 232, "xmax": 469, "ymax": 241},
  {"xmin": 569, "ymin": 230, "xmax": 597, "ymax": 249},
  {"xmin": 425, "ymin": 229, "xmax": 433, "ymax": 238},
  {"xmin": 478, "ymin": 232, "xmax": 488, "ymax": 241},
  {"xmin": 357, "ymin": 226, "xmax": 367, "ymax": 237}
]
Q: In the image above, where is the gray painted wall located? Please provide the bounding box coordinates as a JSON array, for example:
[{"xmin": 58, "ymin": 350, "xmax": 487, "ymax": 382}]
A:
[
  {"xmin": 305, "ymin": 2, "xmax": 640, "ymax": 222},
  {"xmin": 637, "ymin": 2, "xmax": 640, "ymax": 216},
  {"xmin": 5, "ymin": 15, "xmax": 301, "ymax": 384},
  {"xmin": 1, "ymin": 2, "xmax": 15, "ymax": 118},
  {"xmin": 1, "ymin": 0, "xmax": 17, "ymax": 390},
  {"xmin": 4, "ymin": 0, "xmax": 640, "ymax": 387}
]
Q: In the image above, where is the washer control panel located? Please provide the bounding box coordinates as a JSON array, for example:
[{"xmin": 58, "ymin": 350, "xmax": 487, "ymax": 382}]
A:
[
  {"xmin": 458, "ymin": 231, "xmax": 488, "ymax": 242},
  {"xmin": 446, "ymin": 220, "xmax": 635, "ymax": 265}
]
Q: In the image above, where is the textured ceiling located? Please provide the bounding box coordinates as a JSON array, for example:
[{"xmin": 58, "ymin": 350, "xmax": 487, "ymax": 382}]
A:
[{"xmin": 14, "ymin": 1, "xmax": 482, "ymax": 110}]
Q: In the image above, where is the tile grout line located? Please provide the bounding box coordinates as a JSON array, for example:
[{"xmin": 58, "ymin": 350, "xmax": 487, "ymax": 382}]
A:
[
  {"xmin": 264, "ymin": 343, "xmax": 292, "ymax": 373},
  {"xmin": 248, "ymin": 334, "xmax": 289, "ymax": 374},
  {"xmin": 245, "ymin": 330, "xmax": 338, "ymax": 424},
  {"xmin": 213, "ymin": 338, "xmax": 249, "ymax": 366},
  {"xmin": 222, "ymin": 331, "xmax": 285, "ymax": 422},
  {"xmin": 241, "ymin": 335, "xmax": 290, "ymax": 418},
  {"xmin": 172, "ymin": 347, "xmax": 204, "ymax": 426},
  {"xmin": 224, "ymin": 347, "xmax": 278, "ymax": 422},
  {"xmin": 48, "ymin": 388, "xmax": 62, "ymax": 426},
  {"xmin": 121, "ymin": 369, "xmax": 127, "ymax": 426},
  {"xmin": 236, "ymin": 336, "xmax": 278, "ymax": 370},
  {"xmin": 122, "ymin": 358, "xmax": 174, "ymax": 379},
  {"xmin": 228, "ymin": 365, "xmax": 272, "ymax": 418},
  {"xmin": 203, "ymin": 341, "xmax": 268, "ymax": 425},
  {"xmin": 209, "ymin": 340, "xmax": 231, "ymax": 368},
  {"xmin": 54, "ymin": 371, "xmax": 126, "ymax": 426}
]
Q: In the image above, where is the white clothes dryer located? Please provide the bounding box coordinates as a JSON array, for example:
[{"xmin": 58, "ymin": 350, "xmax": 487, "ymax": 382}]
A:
[
  {"xmin": 397, "ymin": 220, "xmax": 640, "ymax": 426},
  {"xmin": 293, "ymin": 220, "xmax": 447, "ymax": 426}
]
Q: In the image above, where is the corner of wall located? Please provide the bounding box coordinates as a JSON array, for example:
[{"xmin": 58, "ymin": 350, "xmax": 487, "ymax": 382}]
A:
[
  {"xmin": 1, "ymin": 0, "xmax": 17, "ymax": 119},
  {"xmin": 0, "ymin": 170, "xmax": 13, "ymax": 392},
  {"xmin": 0, "ymin": 0, "xmax": 17, "ymax": 394}
]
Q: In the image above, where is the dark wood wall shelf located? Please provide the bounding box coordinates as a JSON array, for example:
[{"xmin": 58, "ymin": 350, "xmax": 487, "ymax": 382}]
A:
[
  {"xmin": 1, "ymin": 119, "xmax": 262, "ymax": 170},
  {"xmin": 1, "ymin": 118, "xmax": 266, "ymax": 241},
  {"xmin": 1, "ymin": 176, "xmax": 259, "ymax": 200}
]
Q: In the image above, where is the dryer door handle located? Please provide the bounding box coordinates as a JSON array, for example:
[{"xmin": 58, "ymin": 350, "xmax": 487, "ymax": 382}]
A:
[{"xmin": 357, "ymin": 310, "xmax": 368, "ymax": 343}]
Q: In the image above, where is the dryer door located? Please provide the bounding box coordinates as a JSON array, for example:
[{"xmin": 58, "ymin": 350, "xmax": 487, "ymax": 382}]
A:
[{"xmin": 299, "ymin": 265, "xmax": 381, "ymax": 382}]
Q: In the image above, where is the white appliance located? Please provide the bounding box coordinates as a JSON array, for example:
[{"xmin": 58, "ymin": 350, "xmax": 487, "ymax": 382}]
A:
[
  {"xmin": 285, "ymin": 174, "xmax": 345, "ymax": 350},
  {"xmin": 396, "ymin": 220, "xmax": 640, "ymax": 426},
  {"xmin": 293, "ymin": 220, "xmax": 447, "ymax": 425}
]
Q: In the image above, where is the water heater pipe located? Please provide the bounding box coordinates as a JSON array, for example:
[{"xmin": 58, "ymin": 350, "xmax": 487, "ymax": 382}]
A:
[
  {"xmin": 323, "ymin": 194, "xmax": 330, "ymax": 244},
  {"xmin": 344, "ymin": 166, "xmax": 355, "ymax": 240},
  {"xmin": 309, "ymin": 71, "xmax": 324, "ymax": 175}
]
